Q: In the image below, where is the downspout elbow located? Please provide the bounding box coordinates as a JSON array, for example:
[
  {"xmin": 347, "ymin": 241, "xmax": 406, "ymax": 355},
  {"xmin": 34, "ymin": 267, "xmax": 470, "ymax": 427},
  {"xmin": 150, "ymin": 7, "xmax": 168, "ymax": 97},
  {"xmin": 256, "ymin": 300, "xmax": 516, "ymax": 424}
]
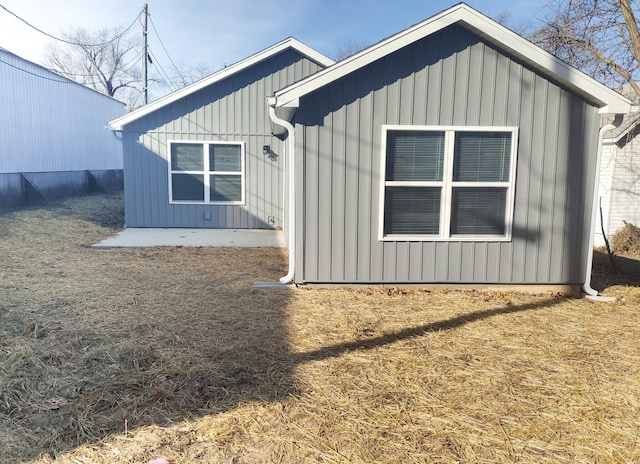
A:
[{"xmin": 267, "ymin": 102, "xmax": 296, "ymax": 284}]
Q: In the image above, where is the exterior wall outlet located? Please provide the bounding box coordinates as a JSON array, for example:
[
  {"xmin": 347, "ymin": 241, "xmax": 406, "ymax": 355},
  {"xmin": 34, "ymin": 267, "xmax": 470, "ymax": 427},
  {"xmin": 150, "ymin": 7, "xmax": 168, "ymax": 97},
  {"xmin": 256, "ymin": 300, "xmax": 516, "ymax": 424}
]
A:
[
  {"xmin": 268, "ymin": 215, "xmax": 275, "ymax": 224},
  {"xmin": 204, "ymin": 212, "xmax": 211, "ymax": 220}
]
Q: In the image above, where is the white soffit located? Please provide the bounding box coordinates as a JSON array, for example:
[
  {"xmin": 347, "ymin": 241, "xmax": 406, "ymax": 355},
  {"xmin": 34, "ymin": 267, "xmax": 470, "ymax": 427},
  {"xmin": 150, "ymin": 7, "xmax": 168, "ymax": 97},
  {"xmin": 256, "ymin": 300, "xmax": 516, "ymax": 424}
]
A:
[
  {"xmin": 109, "ymin": 37, "xmax": 334, "ymax": 130},
  {"xmin": 273, "ymin": 3, "xmax": 633, "ymax": 115}
]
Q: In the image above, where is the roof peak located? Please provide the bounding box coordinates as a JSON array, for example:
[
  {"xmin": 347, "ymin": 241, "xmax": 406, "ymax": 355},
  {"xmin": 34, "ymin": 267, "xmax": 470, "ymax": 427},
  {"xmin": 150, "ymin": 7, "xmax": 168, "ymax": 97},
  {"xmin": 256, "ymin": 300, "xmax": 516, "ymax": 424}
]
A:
[
  {"xmin": 109, "ymin": 37, "xmax": 333, "ymax": 130},
  {"xmin": 273, "ymin": 3, "xmax": 633, "ymax": 115}
]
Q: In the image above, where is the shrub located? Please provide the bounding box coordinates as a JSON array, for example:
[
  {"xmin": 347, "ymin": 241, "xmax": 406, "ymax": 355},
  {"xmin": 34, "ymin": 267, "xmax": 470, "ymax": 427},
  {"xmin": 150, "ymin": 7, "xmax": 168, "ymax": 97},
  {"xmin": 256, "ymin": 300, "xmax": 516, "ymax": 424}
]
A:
[{"xmin": 611, "ymin": 222, "xmax": 640, "ymax": 256}]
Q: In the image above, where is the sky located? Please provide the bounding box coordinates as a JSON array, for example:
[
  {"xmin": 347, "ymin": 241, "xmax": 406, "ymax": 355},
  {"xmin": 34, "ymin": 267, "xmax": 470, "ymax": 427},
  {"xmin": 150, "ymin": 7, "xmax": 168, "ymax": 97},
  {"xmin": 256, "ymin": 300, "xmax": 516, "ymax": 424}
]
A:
[{"xmin": 0, "ymin": 0, "xmax": 546, "ymax": 90}]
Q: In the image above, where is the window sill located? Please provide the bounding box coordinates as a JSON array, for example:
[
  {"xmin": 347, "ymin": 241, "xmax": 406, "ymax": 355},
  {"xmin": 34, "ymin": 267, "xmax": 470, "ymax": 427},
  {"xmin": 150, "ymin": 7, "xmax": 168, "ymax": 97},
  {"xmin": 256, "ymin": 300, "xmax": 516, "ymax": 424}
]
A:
[
  {"xmin": 380, "ymin": 235, "xmax": 512, "ymax": 242},
  {"xmin": 169, "ymin": 201, "xmax": 245, "ymax": 206}
]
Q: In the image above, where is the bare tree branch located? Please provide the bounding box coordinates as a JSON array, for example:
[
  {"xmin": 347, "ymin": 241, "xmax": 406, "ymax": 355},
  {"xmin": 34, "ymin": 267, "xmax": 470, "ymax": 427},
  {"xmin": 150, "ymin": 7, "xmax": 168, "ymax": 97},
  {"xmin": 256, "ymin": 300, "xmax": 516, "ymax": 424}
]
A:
[{"xmin": 530, "ymin": 0, "xmax": 640, "ymax": 101}]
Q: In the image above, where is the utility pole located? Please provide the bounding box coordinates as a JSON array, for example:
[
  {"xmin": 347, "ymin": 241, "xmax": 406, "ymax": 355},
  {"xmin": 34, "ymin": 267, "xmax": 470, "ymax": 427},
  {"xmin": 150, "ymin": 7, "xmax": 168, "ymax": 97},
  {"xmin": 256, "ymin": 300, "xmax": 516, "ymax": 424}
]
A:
[{"xmin": 142, "ymin": 3, "xmax": 148, "ymax": 105}]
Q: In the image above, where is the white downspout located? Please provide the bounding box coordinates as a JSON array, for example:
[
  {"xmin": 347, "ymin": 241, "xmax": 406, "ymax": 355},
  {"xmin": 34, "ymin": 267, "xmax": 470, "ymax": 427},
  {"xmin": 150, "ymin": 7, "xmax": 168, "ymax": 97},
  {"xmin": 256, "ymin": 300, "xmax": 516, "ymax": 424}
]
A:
[
  {"xmin": 268, "ymin": 101, "xmax": 296, "ymax": 284},
  {"xmin": 582, "ymin": 116, "xmax": 621, "ymax": 297}
]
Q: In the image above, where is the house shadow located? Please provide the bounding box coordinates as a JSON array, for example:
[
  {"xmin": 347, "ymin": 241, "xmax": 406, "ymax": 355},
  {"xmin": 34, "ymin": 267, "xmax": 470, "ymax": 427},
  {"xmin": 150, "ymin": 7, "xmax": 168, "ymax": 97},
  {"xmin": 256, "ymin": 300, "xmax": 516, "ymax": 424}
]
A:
[
  {"xmin": 1, "ymin": 191, "xmax": 567, "ymax": 463},
  {"xmin": 7, "ymin": 228, "xmax": 568, "ymax": 464},
  {"xmin": 591, "ymin": 249, "xmax": 640, "ymax": 289}
]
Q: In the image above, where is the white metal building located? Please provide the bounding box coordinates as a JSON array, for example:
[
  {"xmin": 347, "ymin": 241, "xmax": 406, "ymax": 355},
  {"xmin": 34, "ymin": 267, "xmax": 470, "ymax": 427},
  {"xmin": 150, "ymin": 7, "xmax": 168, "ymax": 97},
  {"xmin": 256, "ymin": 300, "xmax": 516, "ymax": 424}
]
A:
[{"xmin": 0, "ymin": 47, "xmax": 125, "ymax": 205}]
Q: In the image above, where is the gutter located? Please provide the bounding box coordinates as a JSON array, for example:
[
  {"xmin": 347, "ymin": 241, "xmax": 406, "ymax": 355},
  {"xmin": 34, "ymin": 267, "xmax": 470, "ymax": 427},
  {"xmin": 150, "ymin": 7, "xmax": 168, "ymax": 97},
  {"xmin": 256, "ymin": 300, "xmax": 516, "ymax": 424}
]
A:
[
  {"xmin": 267, "ymin": 98, "xmax": 296, "ymax": 284},
  {"xmin": 582, "ymin": 114, "xmax": 624, "ymax": 299}
]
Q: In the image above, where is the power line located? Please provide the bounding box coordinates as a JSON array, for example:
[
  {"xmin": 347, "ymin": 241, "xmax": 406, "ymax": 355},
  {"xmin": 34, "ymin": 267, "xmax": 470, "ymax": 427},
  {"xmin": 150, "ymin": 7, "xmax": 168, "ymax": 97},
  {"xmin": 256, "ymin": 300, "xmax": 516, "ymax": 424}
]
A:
[
  {"xmin": 147, "ymin": 47, "xmax": 176, "ymax": 92},
  {"xmin": 0, "ymin": 3, "xmax": 142, "ymax": 47},
  {"xmin": 122, "ymin": 53, "xmax": 142, "ymax": 74},
  {"xmin": 148, "ymin": 14, "xmax": 186, "ymax": 86}
]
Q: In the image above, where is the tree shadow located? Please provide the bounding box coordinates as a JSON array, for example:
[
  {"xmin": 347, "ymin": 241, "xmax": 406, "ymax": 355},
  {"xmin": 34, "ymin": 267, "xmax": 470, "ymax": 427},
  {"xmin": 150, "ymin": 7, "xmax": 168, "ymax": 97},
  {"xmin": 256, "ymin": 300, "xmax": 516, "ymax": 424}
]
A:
[{"xmin": 293, "ymin": 295, "xmax": 563, "ymax": 364}]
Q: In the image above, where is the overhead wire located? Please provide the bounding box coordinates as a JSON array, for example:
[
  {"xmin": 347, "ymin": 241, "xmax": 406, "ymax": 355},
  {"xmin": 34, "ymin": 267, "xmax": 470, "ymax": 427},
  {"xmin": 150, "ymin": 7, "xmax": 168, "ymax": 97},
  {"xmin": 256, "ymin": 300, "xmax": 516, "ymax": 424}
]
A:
[
  {"xmin": 0, "ymin": 3, "xmax": 142, "ymax": 47},
  {"xmin": 0, "ymin": 3, "xmax": 183, "ymax": 97},
  {"xmin": 147, "ymin": 46, "xmax": 176, "ymax": 92},
  {"xmin": 148, "ymin": 13, "xmax": 187, "ymax": 86}
]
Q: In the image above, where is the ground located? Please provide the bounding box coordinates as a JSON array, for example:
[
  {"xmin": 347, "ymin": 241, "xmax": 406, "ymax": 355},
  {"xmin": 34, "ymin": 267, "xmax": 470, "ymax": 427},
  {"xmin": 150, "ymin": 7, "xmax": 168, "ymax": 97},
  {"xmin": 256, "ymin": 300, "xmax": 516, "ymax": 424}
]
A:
[{"xmin": 0, "ymin": 194, "xmax": 639, "ymax": 464}]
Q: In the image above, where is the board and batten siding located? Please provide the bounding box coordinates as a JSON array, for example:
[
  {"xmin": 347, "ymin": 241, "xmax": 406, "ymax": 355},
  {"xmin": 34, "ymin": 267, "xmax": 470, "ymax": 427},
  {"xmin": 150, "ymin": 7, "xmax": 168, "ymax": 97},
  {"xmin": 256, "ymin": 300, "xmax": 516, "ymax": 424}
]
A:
[
  {"xmin": 294, "ymin": 25, "xmax": 600, "ymax": 285},
  {"xmin": 0, "ymin": 49, "xmax": 124, "ymax": 174},
  {"xmin": 120, "ymin": 49, "xmax": 324, "ymax": 228}
]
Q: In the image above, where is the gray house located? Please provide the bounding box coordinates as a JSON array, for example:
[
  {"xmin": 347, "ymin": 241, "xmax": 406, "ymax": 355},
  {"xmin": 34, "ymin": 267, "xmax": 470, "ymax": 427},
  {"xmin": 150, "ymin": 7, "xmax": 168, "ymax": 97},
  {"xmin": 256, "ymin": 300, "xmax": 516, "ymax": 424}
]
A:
[
  {"xmin": 0, "ymin": 48, "xmax": 125, "ymax": 206},
  {"xmin": 111, "ymin": 4, "xmax": 634, "ymax": 295},
  {"xmin": 109, "ymin": 38, "xmax": 333, "ymax": 229}
]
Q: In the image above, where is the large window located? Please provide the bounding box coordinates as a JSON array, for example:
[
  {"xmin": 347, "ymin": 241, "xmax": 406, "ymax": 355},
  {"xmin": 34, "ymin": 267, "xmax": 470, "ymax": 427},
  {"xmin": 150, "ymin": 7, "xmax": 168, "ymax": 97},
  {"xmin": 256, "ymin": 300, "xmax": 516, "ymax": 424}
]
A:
[
  {"xmin": 380, "ymin": 126, "xmax": 518, "ymax": 241},
  {"xmin": 169, "ymin": 141, "xmax": 244, "ymax": 204}
]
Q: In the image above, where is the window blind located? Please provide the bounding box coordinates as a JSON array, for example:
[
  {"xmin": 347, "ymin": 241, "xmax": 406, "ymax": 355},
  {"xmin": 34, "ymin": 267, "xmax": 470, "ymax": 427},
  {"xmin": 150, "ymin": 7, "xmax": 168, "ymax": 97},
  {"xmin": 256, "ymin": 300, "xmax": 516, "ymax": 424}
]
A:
[
  {"xmin": 171, "ymin": 143, "xmax": 203, "ymax": 171},
  {"xmin": 210, "ymin": 175, "xmax": 242, "ymax": 202},
  {"xmin": 172, "ymin": 173, "xmax": 204, "ymax": 201},
  {"xmin": 384, "ymin": 186, "xmax": 441, "ymax": 235},
  {"xmin": 385, "ymin": 130, "xmax": 445, "ymax": 181},
  {"xmin": 209, "ymin": 144, "xmax": 241, "ymax": 172},
  {"xmin": 450, "ymin": 187, "xmax": 506, "ymax": 235},
  {"xmin": 453, "ymin": 132, "xmax": 511, "ymax": 182}
]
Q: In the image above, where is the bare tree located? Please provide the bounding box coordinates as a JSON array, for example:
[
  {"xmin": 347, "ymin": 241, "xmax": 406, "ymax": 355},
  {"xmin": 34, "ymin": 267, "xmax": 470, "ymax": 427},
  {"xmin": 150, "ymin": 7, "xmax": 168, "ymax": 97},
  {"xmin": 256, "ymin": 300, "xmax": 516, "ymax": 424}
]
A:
[
  {"xmin": 333, "ymin": 39, "xmax": 371, "ymax": 61},
  {"xmin": 45, "ymin": 26, "xmax": 141, "ymax": 103},
  {"xmin": 493, "ymin": 9, "xmax": 538, "ymax": 36},
  {"xmin": 531, "ymin": 0, "xmax": 640, "ymax": 99}
]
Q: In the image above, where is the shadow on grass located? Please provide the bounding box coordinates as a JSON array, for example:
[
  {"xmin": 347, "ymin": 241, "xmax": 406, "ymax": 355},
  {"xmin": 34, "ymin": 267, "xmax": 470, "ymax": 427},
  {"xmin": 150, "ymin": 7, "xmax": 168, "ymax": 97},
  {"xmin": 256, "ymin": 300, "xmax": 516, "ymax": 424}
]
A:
[
  {"xmin": 591, "ymin": 249, "xmax": 640, "ymax": 290},
  {"xmin": 294, "ymin": 296, "xmax": 563, "ymax": 364},
  {"xmin": 4, "ymin": 271, "xmax": 566, "ymax": 463},
  {"xmin": 1, "ymin": 195, "xmax": 618, "ymax": 463}
]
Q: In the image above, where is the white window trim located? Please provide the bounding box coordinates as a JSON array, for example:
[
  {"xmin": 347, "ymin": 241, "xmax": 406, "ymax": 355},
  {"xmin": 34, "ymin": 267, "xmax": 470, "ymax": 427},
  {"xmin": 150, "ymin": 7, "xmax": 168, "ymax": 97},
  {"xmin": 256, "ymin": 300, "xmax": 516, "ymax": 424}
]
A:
[
  {"xmin": 168, "ymin": 140, "xmax": 245, "ymax": 205},
  {"xmin": 378, "ymin": 125, "xmax": 519, "ymax": 242}
]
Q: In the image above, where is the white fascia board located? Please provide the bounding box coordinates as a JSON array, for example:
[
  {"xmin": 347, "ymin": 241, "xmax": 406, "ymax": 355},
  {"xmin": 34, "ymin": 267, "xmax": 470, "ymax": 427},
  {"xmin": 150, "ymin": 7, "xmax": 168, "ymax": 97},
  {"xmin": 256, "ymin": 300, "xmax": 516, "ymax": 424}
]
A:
[
  {"xmin": 274, "ymin": 3, "xmax": 633, "ymax": 115},
  {"xmin": 109, "ymin": 38, "xmax": 333, "ymax": 130}
]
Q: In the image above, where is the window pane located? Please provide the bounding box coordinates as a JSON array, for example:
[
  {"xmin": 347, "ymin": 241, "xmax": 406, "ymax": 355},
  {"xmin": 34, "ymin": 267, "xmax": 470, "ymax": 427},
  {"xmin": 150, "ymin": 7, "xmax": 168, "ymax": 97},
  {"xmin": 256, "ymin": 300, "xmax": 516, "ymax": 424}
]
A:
[
  {"xmin": 210, "ymin": 174, "xmax": 241, "ymax": 202},
  {"xmin": 172, "ymin": 173, "xmax": 204, "ymax": 201},
  {"xmin": 210, "ymin": 144, "xmax": 241, "ymax": 172},
  {"xmin": 384, "ymin": 186, "xmax": 441, "ymax": 235},
  {"xmin": 453, "ymin": 132, "xmax": 511, "ymax": 182},
  {"xmin": 451, "ymin": 187, "xmax": 506, "ymax": 235},
  {"xmin": 171, "ymin": 143, "xmax": 203, "ymax": 171},
  {"xmin": 386, "ymin": 130, "xmax": 445, "ymax": 181}
]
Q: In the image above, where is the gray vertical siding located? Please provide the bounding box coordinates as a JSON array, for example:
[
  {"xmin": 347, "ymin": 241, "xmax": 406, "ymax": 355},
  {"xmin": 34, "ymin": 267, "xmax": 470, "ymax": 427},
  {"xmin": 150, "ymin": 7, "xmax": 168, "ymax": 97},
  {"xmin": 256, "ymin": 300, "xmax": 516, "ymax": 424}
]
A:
[
  {"xmin": 122, "ymin": 49, "xmax": 324, "ymax": 228},
  {"xmin": 295, "ymin": 25, "xmax": 601, "ymax": 285}
]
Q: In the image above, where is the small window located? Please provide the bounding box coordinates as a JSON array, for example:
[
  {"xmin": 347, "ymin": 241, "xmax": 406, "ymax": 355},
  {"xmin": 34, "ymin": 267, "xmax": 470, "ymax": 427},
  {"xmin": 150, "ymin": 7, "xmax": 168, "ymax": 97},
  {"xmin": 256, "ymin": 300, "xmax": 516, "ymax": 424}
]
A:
[
  {"xmin": 169, "ymin": 141, "xmax": 244, "ymax": 204},
  {"xmin": 380, "ymin": 126, "xmax": 518, "ymax": 241}
]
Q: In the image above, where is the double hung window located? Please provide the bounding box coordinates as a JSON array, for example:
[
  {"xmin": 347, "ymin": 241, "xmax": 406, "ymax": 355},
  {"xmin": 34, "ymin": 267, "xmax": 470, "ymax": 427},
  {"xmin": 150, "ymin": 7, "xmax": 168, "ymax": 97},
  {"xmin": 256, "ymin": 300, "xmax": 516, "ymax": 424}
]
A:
[
  {"xmin": 169, "ymin": 141, "xmax": 244, "ymax": 204},
  {"xmin": 380, "ymin": 126, "xmax": 517, "ymax": 241}
]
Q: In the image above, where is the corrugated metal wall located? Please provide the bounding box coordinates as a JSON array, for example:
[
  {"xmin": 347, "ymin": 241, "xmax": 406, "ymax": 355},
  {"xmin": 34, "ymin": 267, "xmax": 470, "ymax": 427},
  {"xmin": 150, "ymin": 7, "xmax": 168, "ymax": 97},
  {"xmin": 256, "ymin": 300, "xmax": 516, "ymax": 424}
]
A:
[
  {"xmin": 294, "ymin": 25, "xmax": 600, "ymax": 285},
  {"xmin": 0, "ymin": 49, "xmax": 124, "ymax": 174},
  {"xmin": 121, "ymin": 49, "xmax": 324, "ymax": 228}
]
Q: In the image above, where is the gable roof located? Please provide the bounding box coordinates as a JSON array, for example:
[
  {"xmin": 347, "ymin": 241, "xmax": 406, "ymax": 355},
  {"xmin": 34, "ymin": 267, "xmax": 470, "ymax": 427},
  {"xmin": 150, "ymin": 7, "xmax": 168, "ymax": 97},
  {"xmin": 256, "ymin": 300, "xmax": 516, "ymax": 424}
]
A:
[
  {"xmin": 270, "ymin": 3, "xmax": 633, "ymax": 115},
  {"xmin": 109, "ymin": 37, "xmax": 334, "ymax": 130}
]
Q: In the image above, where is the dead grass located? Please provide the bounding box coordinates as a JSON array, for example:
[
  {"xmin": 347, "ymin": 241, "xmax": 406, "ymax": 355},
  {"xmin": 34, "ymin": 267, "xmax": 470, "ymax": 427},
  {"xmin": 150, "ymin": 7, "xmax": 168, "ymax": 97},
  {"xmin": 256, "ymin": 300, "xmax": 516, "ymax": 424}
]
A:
[{"xmin": 1, "ymin": 193, "xmax": 639, "ymax": 464}]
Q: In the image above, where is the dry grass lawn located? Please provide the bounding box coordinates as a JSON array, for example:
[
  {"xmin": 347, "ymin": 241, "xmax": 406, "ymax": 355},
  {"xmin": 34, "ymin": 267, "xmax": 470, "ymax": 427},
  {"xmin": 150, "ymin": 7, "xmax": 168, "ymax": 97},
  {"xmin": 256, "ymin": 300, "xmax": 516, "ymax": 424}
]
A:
[{"xmin": 1, "ymin": 194, "xmax": 639, "ymax": 463}]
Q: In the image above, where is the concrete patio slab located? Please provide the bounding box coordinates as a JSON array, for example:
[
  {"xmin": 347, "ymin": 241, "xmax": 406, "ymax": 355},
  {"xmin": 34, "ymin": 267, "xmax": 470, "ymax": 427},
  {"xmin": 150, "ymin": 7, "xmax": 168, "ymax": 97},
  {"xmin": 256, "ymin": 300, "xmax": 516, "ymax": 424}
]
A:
[{"xmin": 92, "ymin": 228, "xmax": 287, "ymax": 248}]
